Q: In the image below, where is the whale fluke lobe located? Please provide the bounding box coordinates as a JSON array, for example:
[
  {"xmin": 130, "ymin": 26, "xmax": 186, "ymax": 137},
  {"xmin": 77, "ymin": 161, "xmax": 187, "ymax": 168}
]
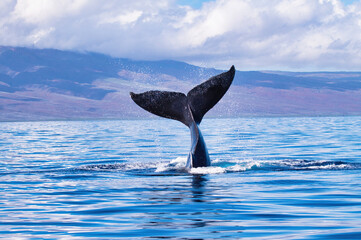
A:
[
  {"xmin": 187, "ymin": 65, "xmax": 235, "ymax": 124},
  {"xmin": 130, "ymin": 90, "xmax": 193, "ymax": 126},
  {"xmin": 130, "ymin": 66, "xmax": 235, "ymax": 168}
]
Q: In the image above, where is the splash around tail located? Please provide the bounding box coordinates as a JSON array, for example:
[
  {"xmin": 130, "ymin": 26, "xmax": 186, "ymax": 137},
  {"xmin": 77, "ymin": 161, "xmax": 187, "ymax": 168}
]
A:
[{"xmin": 130, "ymin": 66, "xmax": 235, "ymax": 168}]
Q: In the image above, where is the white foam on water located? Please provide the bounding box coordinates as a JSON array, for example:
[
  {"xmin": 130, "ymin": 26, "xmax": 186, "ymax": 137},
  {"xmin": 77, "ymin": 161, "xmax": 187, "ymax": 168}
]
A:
[
  {"xmin": 155, "ymin": 157, "xmax": 255, "ymax": 174},
  {"xmin": 226, "ymin": 164, "xmax": 248, "ymax": 172},
  {"xmin": 307, "ymin": 164, "xmax": 348, "ymax": 170},
  {"xmin": 170, "ymin": 156, "xmax": 187, "ymax": 166},
  {"xmin": 79, "ymin": 157, "xmax": 359, "ymax": 174},
  {"xmin": 294, "ymin": 163, "xmax": 351, "ymax": 170},
  {"xmin": 155, "ymin": 157, "xmax": 187, "ymax": 172},
  {"xmin": 211, "ymin": 158, "xmax": 263, "ymax": 172},
  {"xmin": 189, "ymin": 166, "xmax": 226, "ymax": 174}
]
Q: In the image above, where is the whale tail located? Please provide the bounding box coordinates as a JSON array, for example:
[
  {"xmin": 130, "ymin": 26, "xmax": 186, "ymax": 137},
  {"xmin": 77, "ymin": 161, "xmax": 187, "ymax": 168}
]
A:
[{"xmin": 130, "ymin": 65, "xmax": 235, "ymax": 126}]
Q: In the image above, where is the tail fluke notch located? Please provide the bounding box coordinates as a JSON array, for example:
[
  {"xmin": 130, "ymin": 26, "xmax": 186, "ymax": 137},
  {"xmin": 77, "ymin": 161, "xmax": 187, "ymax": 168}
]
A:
[{"xmin": 130, "ymin": 65, "xmax": 235, "ymax": 125}]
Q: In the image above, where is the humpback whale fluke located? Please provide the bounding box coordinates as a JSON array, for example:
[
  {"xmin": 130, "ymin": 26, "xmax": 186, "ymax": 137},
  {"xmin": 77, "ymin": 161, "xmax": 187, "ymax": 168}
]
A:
[{"xmin": 130, "ymin": 65, "xmax": 235, "ymax": 168}]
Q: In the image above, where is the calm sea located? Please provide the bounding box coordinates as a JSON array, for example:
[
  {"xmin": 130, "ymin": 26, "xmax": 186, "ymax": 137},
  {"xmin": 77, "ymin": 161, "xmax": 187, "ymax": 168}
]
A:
[{"xmin": 1, "ymin": 117, "xmax": 361, "ymax": 239}]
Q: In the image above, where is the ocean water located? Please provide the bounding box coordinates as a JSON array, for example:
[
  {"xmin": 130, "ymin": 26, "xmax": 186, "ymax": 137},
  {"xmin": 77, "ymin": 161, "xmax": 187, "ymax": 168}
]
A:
[{"xmin": 1, "ymin": 116, "xmax": 361, "ymax": 239}]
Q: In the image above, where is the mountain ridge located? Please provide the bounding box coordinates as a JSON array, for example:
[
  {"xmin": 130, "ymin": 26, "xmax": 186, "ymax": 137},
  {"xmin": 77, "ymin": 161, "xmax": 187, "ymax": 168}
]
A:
[{"xmin": 1, "ymin": 46, "xmax": 360, "ymax": 121}]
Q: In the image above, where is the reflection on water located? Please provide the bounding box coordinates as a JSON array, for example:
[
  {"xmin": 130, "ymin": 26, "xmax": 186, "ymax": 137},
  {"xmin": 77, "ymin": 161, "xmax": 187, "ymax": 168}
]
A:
[
  {"xmin": 0, "ymin": 117, "xmax": 361, "ymax": 239},
  {"xmin": 192, "ymin": 175, "xmax": 207, "ymax": 203}
]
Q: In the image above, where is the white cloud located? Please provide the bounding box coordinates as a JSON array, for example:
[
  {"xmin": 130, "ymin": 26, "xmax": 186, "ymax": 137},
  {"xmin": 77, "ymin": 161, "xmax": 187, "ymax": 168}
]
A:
[
  {"xmin": 100, "ymin": 10, "xmax": 143, "ymax": 25},
  {"xmin": 1, "ymin": 0, "xmax": 361, "ymax": 70}
]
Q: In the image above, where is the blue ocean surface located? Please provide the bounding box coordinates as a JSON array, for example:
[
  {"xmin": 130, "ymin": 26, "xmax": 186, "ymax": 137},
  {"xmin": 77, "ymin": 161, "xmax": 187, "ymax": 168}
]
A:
[{"xmin": 1, "ymin": 116, "xmax": 361, "ymax": 239}]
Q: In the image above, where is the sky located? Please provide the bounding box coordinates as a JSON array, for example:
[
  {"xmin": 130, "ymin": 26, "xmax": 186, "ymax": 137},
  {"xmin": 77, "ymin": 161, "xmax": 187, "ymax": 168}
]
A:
[{"xmin": 1, "ymin": 0, "xmax": 361, "ymax": 71}]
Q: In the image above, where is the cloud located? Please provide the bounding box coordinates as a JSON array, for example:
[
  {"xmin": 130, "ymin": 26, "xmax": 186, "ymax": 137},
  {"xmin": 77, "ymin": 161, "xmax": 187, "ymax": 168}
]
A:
[{"xmin": 1, "ymin": 0, "xmax": 361, "ymax": 70}]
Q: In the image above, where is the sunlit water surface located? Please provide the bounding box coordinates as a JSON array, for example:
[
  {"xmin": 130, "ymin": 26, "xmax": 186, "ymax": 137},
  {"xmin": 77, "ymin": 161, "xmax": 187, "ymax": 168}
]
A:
[{"xmin": 1, "ymin": 117, "xmax": 361, "ymax": 239}]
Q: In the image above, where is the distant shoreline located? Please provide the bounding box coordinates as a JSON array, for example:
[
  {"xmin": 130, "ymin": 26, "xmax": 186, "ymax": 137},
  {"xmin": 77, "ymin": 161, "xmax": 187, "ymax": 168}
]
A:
[{"xmin": 2, "ymin": 114, "xmax": 361, "ymax": 123}]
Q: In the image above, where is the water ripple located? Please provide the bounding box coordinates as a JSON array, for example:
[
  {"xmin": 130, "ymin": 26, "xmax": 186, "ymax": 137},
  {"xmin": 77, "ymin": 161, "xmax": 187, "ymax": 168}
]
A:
[{"xmin": 0, "ymin": 117, "xmax": 361, "ymax": 239}]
